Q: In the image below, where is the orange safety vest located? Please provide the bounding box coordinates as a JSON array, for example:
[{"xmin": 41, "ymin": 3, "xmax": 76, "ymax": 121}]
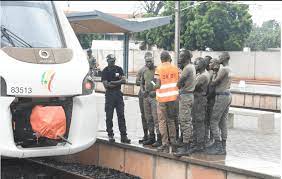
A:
[{"xmin": 155, "ymin": 62, "xmax": 179, "ymax": 103}]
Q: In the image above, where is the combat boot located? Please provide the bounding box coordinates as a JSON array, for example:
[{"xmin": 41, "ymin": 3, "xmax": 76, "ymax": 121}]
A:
[
  {"xmin": 152, "ymin": 134, "xmax": 162, "ymax": 147},
  {"xmin": 108, "ymin": 135, "xmax": 115, "ymax": 143},
  {"xmin": 222, "ymin": 140, "xmax": 227, "ymax": 155},
  {"xmin": 157, "ymin": 144, "xmax": 169, "ymax": 153},
  {"xmin": 205, "ymin": 140, "xmax": 224, "ymax": 155},
  {"xmin": 121, "ymin": 135, "xmax": 131, "ymax": 144},
  {"xmin": 191, "ymin": 142, "xmax": 205, "ymax": 152},
  {"xmin": 205, "ymin": 138, "xmax": 214, "ymax": 148},
  {"xmin": 143, "ymin": 133, "xmax": 155, "ymax": 145},
  {"xmin": 173, "ymin": 143, "xmax": 193, "ymax": 157},
  {"xmin": 139, "ymin": 129, "xmax": 148, "ymax": 144}
]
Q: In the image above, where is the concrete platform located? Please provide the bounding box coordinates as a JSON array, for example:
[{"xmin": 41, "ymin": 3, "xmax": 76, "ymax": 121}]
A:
[
  {"xmin": 55, "ymin": 93, "xmax": 280, "ymax": 179},
  {"xmin": 228, "ymin": 107, "xmax": 276, "ymax": 132}
]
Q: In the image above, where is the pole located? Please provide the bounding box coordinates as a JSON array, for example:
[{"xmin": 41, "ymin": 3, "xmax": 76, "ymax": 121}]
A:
[
  {"xmin": 175, "ymin": 1, "xmax": 180, "ymax": 66},
  {"xmin": 123, "ymin": 33, "xmax": 129, "ymax": 78}
]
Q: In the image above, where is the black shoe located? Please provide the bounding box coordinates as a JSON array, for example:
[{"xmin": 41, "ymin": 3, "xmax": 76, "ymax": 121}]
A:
[
  {"xmin": 143, "ymin": 138, "xmax": 156, "ymax": 145},
  {"xmin": 139, "ymin": 129, "xmax": 148, "ymax": 143},
  {"xmin": 152, "ymin": 140, "xmax": 162, "ymax": 148},
  {"xmin": 157, "ymin": 144, "xmax": 169, "ymax": 153},
  {"xmin": 138, "ymin": 135, "xmax": 148, "ymax": 144},
  {"xmin": 108, "ymin": 136, "xmax": 115, "ymax": 143},
  {"xmin": 174, "ymin": 138, "xmax": 184, "ymax": 147},
  {"xmin": 205, "ymin": 140, "xmax": 225, "ymax": 155},
  {"xmin": 191, "ymin": 142, "xmax": 205, "ymax": 153},
  {"xmin": 205, "ymin": 138, "xmax": 214, "ymax": 148},
  {"xmin": 152, "ymin": 134, "xmax": 162, "ymax": 147},
  {"xmin": 121, "ymin": 136, "xmax": 131, "ymax": 144},
  {"xmin": 173, "ymin": 143, "xmax": 193, "ymax": 157}
]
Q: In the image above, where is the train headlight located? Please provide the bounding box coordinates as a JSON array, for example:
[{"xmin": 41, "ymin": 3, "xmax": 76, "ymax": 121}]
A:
[
  {"xmin": 82, "ymin": 73, "xmax": 95, "ymax": 95},
  {"xmin": 85, "ymin": 82, "xmax": 92, "ymax": 90}
]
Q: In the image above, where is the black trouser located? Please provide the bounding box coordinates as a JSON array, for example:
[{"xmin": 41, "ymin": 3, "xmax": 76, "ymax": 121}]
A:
[{"xmin": 105, "ymin": 90, "xmax": 127, "ymax": 137}]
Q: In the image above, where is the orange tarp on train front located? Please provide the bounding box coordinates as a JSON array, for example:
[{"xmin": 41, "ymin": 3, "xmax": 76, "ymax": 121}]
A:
[{"xmin": 30, "ymin": 105, "xmax": 66, "ymax": 140}]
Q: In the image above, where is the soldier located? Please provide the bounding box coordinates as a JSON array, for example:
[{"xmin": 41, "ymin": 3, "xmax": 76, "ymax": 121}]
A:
[
  {"xmin": 87, "ymin": 48, "xmax": 100, "ymax": 76},
  {"xmin": 174, "ymin": 49, "xmax": 196, "ymax": 157},
  {"xmin": 191, "ymin": 57, "xmax": 210, "ymax": 152},
  {"xmin": 206, "ymin": 52, "xmax": 232, "ymax": 155},
  {"xmin": 136, "ymin": 54, "xmax": 148, "ymax": 144},
  {"xmin": 154, "ymin": 51, "xmax": 179, "ymax": 152},
  {"xmin": 205, "ymin": 58, "xmax": 220, "ymax": 147},
  {"xmin": 101, "ymin": 54, "xmax": 131, "ymax": 144},
  {"xmin": 87, "ymin": 49, "xmax": 96, "ymax": 66},
  {"xmin": 141, "ymin": 53, "xmax": 162, "ymax": 147},
  {"xmin": 169, "ymin": 58, "xmax": 180, "ymax": 143}
]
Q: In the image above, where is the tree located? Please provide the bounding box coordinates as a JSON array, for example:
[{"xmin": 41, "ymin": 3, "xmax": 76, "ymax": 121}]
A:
[
  {"xmin": 131, "ymin": 1, "xmax": 165, "ymax": 50},
  {"xmin": 135, "ymin": 1, "xmax": 253, "ymax": 51},
  {"xmin": 141, "ymin": 1, "xmax": 165, "ymax": 15},
  {"xmin": 245, "ymin": 20, "xmax": 281, "ymax": 51},
  {"xmin": 76, "ymin": 33, "xmax": 103, "ymax": 49}
]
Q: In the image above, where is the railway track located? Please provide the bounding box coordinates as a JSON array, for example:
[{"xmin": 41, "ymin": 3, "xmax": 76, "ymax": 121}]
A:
[
  {"xmin": 27, "ymin": 158, "xmax": 93, "ymax": 179},
  {"xmin": 1, "ymin": 158, "xmax": 140, "ymax": 179}
]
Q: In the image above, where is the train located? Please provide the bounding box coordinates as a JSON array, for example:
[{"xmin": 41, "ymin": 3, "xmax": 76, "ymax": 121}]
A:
[{"xmin": 0, "ymin": 1, "xmax": 98, "ymax": 158}]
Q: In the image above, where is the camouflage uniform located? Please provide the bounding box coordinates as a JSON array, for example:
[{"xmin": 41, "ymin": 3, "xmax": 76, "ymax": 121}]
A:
[
  {"xmin": 174, "ymin": 98, "xmax": 180, "ymax": 139},
  {"xmin": 178, "ymin": 63, "xmax": 196, "ymax": 144},
  {"xmin": 205, "ymin": 70, "xmax": 215, "ymax": 142},
  {"xmin": 192, "ymin": 71, "xmax": 209, "ymax": 144},
  {"xmin": 210, "ymin": 66, "xmax": 232, "ymax": 142},
  {"xmin": 179, "ymin": 93, "xmax": 194, "ymax": 143},
  {"xmin": 144, "ymin": 96, "xmax": 160, "ymax": 135},
  {"xmin": 210, "ymin": 94, "xmax": 231, "ymax": 141},
  {"xmin": 141, "ymin": 67, "xmax": 160, "ymax": 136},
  {"xmin": 136, "ymin": 66, "xmax": 148, "ymax": 137}
]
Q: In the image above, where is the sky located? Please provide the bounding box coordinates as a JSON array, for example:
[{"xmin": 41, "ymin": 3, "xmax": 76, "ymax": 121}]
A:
[{"xmin": 56, "ymin": 1, "xmax": 282, "ymax": 26}]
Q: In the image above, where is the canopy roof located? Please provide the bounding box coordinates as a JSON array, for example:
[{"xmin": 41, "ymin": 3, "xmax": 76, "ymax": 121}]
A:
[{"xmin": 66, "ymin": 10, "xmax": 172, "ymax": 34}]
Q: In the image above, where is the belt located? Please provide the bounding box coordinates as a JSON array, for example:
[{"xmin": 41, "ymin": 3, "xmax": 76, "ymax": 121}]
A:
[
  {"xmin": 216, "ymin": 91, "xmax": 231, "ymax": 95},
  {"xmin": 106, "ymin": 89, "xmax": 122, "ymax": 93},
  {"xmin": 180, "ymin": 91, "xmax": 193, "ymax": 95}
]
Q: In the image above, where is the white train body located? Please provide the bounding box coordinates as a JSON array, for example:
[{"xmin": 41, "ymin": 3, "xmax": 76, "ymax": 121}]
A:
[{"xmin": 0, "ymin": 1, "xmax": 98, "ymax": 158}]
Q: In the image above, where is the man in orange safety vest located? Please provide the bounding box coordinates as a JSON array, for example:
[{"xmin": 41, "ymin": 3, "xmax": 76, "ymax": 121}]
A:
[{"xmin": 153, "ymin": 51, "xmax": 179, "ymax": 153}]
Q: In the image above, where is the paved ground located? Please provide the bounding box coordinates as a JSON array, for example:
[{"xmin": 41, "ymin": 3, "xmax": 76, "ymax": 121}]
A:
[{"xmin": 94, "ymin": 93, "xmax": 281, "ymax": 177}]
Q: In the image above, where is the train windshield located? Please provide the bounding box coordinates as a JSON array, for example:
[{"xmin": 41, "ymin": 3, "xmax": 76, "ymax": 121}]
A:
[{"xmin": 0, "ymin": 1, "xmax": 63, "ymax": 48}]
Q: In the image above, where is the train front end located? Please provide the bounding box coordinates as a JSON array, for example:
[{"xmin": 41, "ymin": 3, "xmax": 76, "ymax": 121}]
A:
[{"xmin": 0, "ymin": 1, "xmax": 98, "ymax": 158}]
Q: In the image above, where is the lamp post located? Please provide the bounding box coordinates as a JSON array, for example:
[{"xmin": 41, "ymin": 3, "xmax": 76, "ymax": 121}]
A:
[{"xmin": 175, "ymin": 1, "xmax": 180, "ymax": 66}]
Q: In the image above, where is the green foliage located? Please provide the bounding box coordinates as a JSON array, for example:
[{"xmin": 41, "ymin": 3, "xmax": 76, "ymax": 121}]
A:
[
  {"xmin": 135, "ymin": 1, "xmax": 253, "ymax": 51},
  {"xmin": 245, "ymin": 20, "xmax": 281, "ymax": 51},
  {"xmin": 76, "ymin": 33, "xmax": 103, "ymax": 49}
]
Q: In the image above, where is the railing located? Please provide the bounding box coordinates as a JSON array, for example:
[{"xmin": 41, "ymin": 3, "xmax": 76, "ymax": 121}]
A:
[{"xmin": 94, "ymin": 80, "xmax": 281, "ymax": 112}]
